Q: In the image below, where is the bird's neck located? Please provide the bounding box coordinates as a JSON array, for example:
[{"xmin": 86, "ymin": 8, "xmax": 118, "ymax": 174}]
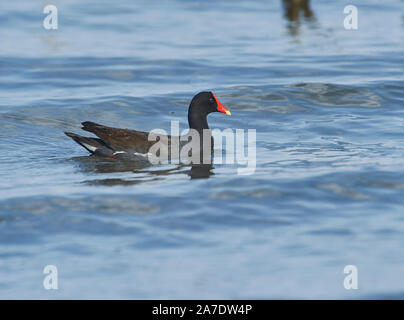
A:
[
  {"xmin": 188, "ymin": 110, "xmax": 209, "ymax": 132},
  {"xmin": 187, "ymin": 108, "xmax": 214, "ymax": 156}
]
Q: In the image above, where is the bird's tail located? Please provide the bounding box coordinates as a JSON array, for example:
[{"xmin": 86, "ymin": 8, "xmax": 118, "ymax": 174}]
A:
[{"xmin": 64, "ymin": 131, "xmax": 114, "ymax": 157}]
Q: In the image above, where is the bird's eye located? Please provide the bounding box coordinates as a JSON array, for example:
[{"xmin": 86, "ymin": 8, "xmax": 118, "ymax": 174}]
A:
[{"xmin": 209, "ymin": 98, "xmax": 215, "ymax": 104}]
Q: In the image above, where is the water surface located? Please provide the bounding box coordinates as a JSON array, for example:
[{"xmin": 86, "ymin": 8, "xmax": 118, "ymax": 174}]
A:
[{"xmin": 1, "ymin": 0, "xmax": 404, "ymax": 299}]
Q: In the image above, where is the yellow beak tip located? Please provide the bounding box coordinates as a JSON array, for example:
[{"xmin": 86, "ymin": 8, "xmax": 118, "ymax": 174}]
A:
[{"xmin": 225, "ymin": 110, "xmax": 231, "ymax": 116}]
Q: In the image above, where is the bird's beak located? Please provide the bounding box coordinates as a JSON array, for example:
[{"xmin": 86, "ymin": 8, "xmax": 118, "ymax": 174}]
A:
[{"xmin": 213, "ymin": 93, "xmax": 231, "ymax": 116}]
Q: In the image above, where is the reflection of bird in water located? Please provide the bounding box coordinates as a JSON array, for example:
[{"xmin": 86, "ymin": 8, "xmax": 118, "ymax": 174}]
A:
[
  {"xmin": 70, "ymin": 156, "xmax": 213, "ymax": 186},
  {"xmin": 188, "ymin": 163, "xmax": 214, "ymax": 179},
  {"xmin": 282, "ymin": 0, "xmax": 315, "ymax": 36}
]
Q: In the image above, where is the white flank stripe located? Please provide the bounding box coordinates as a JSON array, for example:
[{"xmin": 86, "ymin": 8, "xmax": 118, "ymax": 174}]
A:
[
  {"xmin": 113, "ymin": 151, "xmax": 127, "ymax": 155},
  {"xmin": 82, "ymin": 143, "xmax": 97, "ymax": 152},
  {"xmin": 134, "ymin": 152, "xmax": 151, "ymax": 157}
]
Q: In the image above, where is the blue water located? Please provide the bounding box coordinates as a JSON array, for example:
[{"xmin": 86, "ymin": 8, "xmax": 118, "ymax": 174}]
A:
[{"xmin": 1, "ymin": 0, "xmax": 404, "ymax": 299}]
